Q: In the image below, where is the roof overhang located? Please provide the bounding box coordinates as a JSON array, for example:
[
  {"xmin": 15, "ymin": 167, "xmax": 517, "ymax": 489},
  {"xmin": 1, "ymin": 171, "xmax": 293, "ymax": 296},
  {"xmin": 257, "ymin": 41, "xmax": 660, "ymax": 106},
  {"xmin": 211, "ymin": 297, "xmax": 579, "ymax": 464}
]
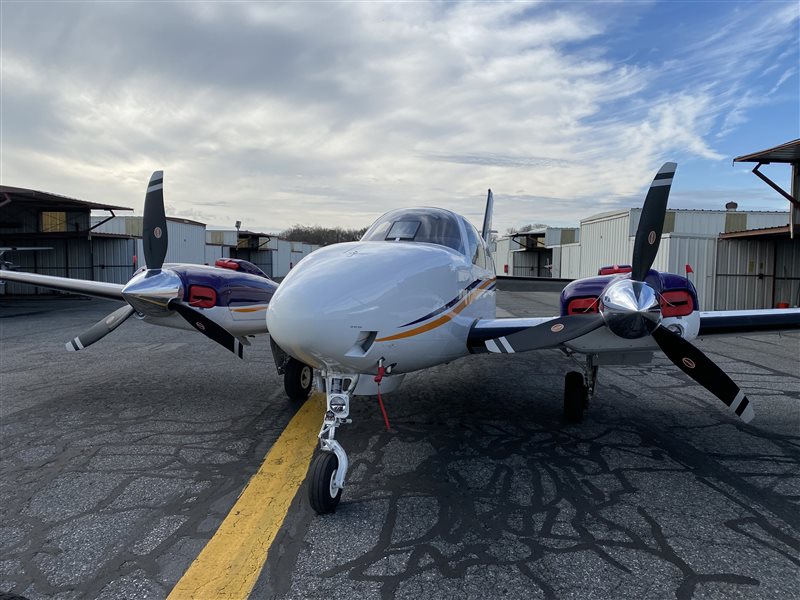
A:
[
  {"xmin": 733, "ymin": 139, "xmax": 800, "ymax": 239},
  {"xmin": 719, "ymin": 225, "xmax": 791, "ymax": 240},
  {"xmin": 733, "ymin": 139, "xmax": 800, "ymax": 164},
  {"xmin": 0, "ymin": 186, "xmax": 132, "ymax": 212}
]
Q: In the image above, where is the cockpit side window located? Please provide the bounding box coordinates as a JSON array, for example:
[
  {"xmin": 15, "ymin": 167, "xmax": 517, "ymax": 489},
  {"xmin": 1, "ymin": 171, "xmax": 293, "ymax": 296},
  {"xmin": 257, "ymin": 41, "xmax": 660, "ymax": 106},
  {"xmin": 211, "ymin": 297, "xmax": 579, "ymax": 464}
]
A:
[
  {"xmin": 464, "ymin": 220, "xmax": 487, "ymax": 269},
  {"xmin": 362, "ymin": 208, "xmax": 465, "ymax": 253}
]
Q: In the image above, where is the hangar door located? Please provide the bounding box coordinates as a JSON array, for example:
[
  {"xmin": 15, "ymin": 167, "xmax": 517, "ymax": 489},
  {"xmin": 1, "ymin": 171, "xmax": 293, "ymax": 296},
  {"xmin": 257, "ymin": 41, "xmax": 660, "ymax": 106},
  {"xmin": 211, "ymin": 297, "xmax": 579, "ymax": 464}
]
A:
[{"xmin": 715, "ymin": 239, "xmax": 774, "ymax": 310}]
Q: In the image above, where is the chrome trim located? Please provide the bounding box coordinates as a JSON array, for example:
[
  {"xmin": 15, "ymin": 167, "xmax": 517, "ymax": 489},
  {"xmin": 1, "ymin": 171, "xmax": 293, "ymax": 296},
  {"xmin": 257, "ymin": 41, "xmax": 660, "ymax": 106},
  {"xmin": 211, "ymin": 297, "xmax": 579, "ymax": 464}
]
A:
[
  {"xmin": 121, "ymin": 269, "xmax": 183, "ymax": 317},
  {"xmin": 601, "ymin": 279, "xmax": 661, "ymax": 339}
]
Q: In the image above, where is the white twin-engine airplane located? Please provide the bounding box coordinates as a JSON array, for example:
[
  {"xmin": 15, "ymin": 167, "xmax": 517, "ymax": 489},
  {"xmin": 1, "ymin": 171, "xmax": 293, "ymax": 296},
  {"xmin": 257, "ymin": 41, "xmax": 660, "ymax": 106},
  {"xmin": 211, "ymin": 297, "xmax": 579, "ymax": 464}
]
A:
[{"xmin": 4, "ymin": 166, "xmax": 799, "ymax": 515}]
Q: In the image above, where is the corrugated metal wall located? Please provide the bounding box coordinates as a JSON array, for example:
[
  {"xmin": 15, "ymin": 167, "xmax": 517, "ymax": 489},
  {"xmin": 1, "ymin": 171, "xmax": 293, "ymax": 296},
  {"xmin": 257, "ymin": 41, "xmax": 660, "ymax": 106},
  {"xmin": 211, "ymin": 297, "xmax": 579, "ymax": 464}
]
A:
[
  {"xmin": 204, "ymin": 245, "xmax": 230, "ymax": 265},
  {"xmin": 663, "ymin": 234, "xmax": 717, "ymax": 310},
  {"xmin": 206, "ymin": 229, "xmax": 238, "ymax": 247},
  {"xmin": 774, "ymin": 239, "xmax": 800, "ymax": 308},
  {"xmin": 276, "ymin": 242, "xmax": 291, "ymax": 278},
  {"xmin": 715, "ymin": 239, "xmax": 774, "ymax": 310},
  {"xmin": 1, "ymin": 237, "xmax": 134, "ymax": 294},
  {"xmin": 559, "ymin": 244, "xmax": 581, "ymax": 279},
  {"xmin": 579, "ymin": 212, "xmax": 632, "ymax": 277},
  {"xmin": 93, "ymin": 217, "xmax": 206, "ymax": 266},
  {"xmin": 93, "ymin": 237, "xmax": 136, "ymax": 284},
  {"xmin": 511, "ymin": 249, "xmax": 551, "ymax": 277}
]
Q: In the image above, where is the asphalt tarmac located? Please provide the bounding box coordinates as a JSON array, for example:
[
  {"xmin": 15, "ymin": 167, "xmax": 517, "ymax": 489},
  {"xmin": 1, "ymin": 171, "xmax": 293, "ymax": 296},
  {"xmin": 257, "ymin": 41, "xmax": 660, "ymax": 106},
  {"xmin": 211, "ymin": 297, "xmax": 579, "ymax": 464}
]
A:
[{"xmin": 1, "ymin": 292, "xmax": 798, "ymax": 599}]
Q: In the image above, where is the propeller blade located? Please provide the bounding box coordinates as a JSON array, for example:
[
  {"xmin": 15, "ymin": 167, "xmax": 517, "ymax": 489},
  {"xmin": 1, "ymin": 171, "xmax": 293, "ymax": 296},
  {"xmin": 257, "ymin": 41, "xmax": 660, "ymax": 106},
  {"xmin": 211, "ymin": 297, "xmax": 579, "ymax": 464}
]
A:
[
  {"xmin": 169, "ymin": 300, "xmax": 245, "ymax": 359},
  {"xmin": 651, "ymin": 326, "xmax": 754, "ymax": 423},
  {"xmin": 66, "ymin": 304, "xmax": 135, "ymax": 351},
  {"xmin": 142, "ymin": 170, "xmax": 168, "ymax": 270},
  {"xmin": 631, "ymin": 162, "xmax": 677, "ymax": 282},
  {"xmin": 486, "ymin": 313, "xmax": 605, "ymax": 353}
]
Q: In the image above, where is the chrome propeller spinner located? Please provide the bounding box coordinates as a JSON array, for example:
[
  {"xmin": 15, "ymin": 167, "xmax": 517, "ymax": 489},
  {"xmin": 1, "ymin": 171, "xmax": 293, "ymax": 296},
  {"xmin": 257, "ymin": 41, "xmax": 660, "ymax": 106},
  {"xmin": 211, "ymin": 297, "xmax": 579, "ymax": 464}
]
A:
[
  {"xmin": 600, "ymin": 278, "xmax": 661, "ymax": 339},
  {"xmin": 121, "ymin": 269, "xmax": 183, "ymax": 317}
]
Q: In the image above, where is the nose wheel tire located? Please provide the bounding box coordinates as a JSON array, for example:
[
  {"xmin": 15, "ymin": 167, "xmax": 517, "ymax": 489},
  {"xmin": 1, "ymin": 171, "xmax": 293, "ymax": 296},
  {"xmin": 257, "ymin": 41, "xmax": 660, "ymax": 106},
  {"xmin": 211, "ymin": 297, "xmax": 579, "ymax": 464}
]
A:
[
  {"xmin": 564, "ymin": 371, "xmax": 587, "ymax": 424},
  {"xmin": 284, "ymin": 358, "xmax": 313, "ymax": 401},
  {"xmin": 308, "ymin": 452, "xmax": 342, "ymax": 514}
]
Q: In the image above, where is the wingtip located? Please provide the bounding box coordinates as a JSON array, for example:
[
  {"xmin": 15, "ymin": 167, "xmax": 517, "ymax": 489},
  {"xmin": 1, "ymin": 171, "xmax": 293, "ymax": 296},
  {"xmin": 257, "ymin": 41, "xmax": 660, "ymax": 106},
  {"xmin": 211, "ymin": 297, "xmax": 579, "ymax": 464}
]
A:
[
  {"xmin": 658, "ymin": 162, "xmax": 677, "ymax": 174},
  {"xmin": 149, "ymin": 170, "xmax": 164, "ymax": 182}
]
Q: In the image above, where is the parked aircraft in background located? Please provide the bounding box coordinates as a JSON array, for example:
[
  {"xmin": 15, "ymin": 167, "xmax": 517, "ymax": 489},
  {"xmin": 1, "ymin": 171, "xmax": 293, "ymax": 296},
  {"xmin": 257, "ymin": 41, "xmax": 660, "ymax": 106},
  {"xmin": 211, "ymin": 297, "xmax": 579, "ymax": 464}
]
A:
[{"xmin": 0, "ymin": 247, "xmax": 53, "ymax": 272}]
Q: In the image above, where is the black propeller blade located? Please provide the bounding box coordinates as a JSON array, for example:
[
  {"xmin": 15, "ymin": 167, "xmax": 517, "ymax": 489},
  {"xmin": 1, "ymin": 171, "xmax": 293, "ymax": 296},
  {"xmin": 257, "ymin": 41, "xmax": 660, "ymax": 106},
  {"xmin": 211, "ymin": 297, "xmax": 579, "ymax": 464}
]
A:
[
  {"xmin": 631, "ymin": 162, "xmax": 676, "ymax": 282},
  {"xmin": 651, "ymin": 326, "xmax": 754, "ymax": 422},
  {"xmin": 142, "ymin": 170, "xmax": 168, "ymax": 271},
  {"xmin": 65, "ymin": 305, "xmax": 136, "ymax": 351},
  {"xmin": 487, "ymin": 313, "xmax": 605, "ymax": 353},
  {"xmin": 169, "ymin": 300, "xmax": 245, "ymax": 359}
]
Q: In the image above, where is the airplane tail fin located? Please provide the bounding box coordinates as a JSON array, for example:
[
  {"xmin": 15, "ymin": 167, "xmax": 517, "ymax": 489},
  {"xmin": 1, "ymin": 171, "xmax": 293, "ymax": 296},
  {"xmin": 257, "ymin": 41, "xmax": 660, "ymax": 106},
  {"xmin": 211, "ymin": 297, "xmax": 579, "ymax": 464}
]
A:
[{"xmin": 481, "ymin": 189, "xmax": 493, "ymax": 243}]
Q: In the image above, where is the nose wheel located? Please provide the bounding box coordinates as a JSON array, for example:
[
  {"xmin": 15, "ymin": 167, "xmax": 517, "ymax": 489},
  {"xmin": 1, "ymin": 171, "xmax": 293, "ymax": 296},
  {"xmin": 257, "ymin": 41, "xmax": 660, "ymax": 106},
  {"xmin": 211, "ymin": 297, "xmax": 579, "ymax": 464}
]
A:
[
  {"xmin": 308, "ymin": 452, "xmax": 342, "ymax": 514},
  {"xmin": 309, "ymin": 374, "xmax": 354, "ymax": 514}
]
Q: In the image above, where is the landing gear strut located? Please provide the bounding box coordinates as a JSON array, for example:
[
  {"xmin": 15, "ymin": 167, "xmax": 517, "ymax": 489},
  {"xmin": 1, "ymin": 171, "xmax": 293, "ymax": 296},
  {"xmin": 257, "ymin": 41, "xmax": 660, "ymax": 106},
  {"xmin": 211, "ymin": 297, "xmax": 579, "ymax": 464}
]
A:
[
  {"xmin": 309, "ymin": 374, "xmax": 354, "ymax": 514},
  {"xmin": 563, "ymin": 355, "xmax": 599, "ymax": 423}
]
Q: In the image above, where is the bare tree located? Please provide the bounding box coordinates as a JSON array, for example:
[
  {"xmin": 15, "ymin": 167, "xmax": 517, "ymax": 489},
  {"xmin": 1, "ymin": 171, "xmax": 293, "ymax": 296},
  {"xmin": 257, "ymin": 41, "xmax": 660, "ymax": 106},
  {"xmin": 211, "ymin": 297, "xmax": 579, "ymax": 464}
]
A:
[{"xmin": 280, "ymin": 225, "xmax": 368, "ymax": 246}]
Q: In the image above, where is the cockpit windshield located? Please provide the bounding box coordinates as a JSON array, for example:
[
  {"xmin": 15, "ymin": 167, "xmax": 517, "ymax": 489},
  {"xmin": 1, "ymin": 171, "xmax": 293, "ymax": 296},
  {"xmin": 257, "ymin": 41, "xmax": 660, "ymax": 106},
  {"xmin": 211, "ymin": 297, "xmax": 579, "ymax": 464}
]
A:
[{"xmin": 361, "ymin": 208, "xmax": 465, "ymax": 253}]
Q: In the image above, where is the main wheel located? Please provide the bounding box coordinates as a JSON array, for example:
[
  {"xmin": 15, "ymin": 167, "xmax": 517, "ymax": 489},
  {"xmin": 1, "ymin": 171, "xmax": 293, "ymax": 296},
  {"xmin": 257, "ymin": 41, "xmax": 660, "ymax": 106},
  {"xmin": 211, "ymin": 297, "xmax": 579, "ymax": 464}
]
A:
[
  {"xmin": 564, "ymin": 371, "xmax": 587, "ymax": 424},
  {"xmin": 284, "ymin": 357, "xmax": 313, "ymax": 401},
  {"xmin": 308, "ymin": 452, "xmax": 342, "ymax": 514}
]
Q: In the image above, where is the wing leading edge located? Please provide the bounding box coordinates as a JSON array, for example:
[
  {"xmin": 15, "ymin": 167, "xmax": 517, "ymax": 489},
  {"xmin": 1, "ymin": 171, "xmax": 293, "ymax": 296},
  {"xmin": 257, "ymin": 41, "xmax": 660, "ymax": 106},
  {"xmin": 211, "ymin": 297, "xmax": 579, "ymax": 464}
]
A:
[
  {"xmin": 698, "ymin": 309, "xmax": 800, "ymax": 337},
  {"xmin": 0, "ymin": 270, "xmax": 125, "ymax": 301}
]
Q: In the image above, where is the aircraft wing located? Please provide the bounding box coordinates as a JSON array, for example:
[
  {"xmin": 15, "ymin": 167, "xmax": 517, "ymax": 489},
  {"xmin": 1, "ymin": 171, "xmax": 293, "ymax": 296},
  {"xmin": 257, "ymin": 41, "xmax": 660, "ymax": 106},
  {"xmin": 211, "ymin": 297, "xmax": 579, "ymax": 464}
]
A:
[
  {"xmin": 469, "ymin": 309, "xmax": 800, "ymax": 354},
  {"xmin": 467, "ymin": 316, "xmax": 561, "ymax": 353},
  {"xmin": 0, "ymin": 270, "xmax": 125, "ymax": 301},
  {"xmin": 698, "ymin": 309, "xmax": 800, "ymax": 336}
]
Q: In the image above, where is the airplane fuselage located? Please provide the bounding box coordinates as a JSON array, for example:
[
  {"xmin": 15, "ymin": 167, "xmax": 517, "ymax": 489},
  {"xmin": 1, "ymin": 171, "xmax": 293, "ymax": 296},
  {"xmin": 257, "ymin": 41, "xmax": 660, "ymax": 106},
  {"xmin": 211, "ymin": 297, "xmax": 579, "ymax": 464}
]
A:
[{"xmin": 267, "ymin": 241, "xmax": 496, "ymax": 373}]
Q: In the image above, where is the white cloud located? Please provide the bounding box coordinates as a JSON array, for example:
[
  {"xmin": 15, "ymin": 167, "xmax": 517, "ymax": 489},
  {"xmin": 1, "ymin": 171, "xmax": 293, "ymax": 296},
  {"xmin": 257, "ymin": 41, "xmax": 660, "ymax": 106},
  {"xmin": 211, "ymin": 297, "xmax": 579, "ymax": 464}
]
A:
[{"xmin": 1, "ymin": 1, "xmax": 797, "ymax": 235}]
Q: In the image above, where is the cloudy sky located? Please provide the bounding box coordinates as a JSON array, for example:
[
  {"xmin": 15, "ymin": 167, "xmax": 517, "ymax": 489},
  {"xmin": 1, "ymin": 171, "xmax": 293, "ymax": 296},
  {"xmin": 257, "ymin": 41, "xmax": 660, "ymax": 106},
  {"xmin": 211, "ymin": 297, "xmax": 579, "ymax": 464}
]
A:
[{"xmin": 2, "ymin": 1, "xmax": 798, "ymax": 234}]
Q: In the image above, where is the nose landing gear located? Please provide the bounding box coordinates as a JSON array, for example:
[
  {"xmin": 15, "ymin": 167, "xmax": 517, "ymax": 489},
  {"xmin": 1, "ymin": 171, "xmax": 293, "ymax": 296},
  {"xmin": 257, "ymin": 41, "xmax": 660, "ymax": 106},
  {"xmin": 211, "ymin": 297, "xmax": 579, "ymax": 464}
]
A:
[{"xmin": 309, "ymin": 374, "xmax": 354, "ymax": 514}]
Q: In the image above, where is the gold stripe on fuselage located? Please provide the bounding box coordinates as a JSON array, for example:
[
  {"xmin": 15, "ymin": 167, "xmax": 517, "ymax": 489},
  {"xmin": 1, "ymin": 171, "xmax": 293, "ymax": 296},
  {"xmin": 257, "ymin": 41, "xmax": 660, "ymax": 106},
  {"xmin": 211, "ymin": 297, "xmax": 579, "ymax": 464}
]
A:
[{"xmin": 375, "ymin": 277, "xmax": 495, "ymax": 342}]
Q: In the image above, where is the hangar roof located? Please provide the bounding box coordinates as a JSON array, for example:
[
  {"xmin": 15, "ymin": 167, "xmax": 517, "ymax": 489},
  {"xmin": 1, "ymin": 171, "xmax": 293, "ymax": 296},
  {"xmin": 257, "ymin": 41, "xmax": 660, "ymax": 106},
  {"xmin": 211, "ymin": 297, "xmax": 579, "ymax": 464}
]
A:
[
  {"xmin": 0, "ymin": 185, "xmax": 132, "ymax": 212},
  {"xmin": 719, "ymin": 225, "xmax": 791, "ymax": 239},
  {"xmin": 733, "ymin": 139, "xmax": 800, "ymax": 164}
]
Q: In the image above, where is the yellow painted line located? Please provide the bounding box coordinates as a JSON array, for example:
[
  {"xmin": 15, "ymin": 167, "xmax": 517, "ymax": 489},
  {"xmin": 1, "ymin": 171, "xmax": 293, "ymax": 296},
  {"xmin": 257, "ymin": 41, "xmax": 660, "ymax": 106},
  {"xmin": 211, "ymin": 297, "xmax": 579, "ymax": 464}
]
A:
[{"xmin": 168, "ymin": 394, "xmax": 324, "ymax": 600}]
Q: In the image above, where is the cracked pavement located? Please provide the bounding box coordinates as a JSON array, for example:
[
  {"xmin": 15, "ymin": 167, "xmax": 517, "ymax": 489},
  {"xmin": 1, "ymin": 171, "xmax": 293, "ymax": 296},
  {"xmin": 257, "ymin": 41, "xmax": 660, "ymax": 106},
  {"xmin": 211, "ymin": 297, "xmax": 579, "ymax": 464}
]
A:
[{"xmin": 1, "ymin": 292, "xmax": 798, "ymax": 599}]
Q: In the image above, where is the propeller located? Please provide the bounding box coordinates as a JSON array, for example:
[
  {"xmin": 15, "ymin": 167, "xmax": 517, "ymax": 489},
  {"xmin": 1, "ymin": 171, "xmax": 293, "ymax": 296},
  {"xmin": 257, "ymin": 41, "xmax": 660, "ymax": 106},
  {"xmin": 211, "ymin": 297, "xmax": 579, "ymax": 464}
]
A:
[
  {"xmin": 65, "ymin": 171, "xmax": 244, "ymax": 359},
  {"xmin": 651, "ymin": 327, "xmax": 753, "ymax": 422},
  {"xmin": 142, "ymin": 170, "xmax": 168, "ymax": 270},
  {"xmin": 65, "ymin": 304, "xmax": 136, "ymax": 351},
  {"xmin": 169, "ymin": 300, "xmax": 245, "ymax": 358},
  {"xmin": 631, "ymin": 163, "xmax": 675, "ymax": 282},
  {"xmin": 486, "ymin": 162, "xmax": 755, "ymax": 422},
  {"xmin": 486, "ymin": 314, "xmax": 605, "ymax": 353}
]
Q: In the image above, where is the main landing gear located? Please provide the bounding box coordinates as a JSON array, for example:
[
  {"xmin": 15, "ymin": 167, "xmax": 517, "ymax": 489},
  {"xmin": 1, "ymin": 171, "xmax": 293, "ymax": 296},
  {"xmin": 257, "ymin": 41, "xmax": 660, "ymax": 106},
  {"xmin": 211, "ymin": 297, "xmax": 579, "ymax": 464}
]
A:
[
  {"xmin": 284, "ymin": 357, "xmax": 313, "ymax": 401},
  {"xmin": 563, "ymin": 355, "xmax": 598, "ymax": 423},
  {"xmin": 308, "ymin": 373, "xmax": 354, "ymax": 514}
]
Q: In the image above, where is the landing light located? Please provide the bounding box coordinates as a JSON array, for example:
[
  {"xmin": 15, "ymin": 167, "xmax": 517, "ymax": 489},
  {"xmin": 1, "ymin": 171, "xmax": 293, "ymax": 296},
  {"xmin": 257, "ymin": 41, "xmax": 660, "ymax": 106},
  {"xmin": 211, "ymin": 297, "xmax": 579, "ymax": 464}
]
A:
[{"xmin": 329, "ymin": 395, "xmax": 347, "ymax": 414}]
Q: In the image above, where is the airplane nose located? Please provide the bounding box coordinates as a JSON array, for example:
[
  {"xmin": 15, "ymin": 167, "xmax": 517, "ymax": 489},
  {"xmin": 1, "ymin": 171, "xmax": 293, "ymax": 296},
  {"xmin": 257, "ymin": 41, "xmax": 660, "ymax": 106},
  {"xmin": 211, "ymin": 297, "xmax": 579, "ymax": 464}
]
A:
[{"xmin": 267, "ymin": 242, "xmax": 464, "ymax": 370}]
